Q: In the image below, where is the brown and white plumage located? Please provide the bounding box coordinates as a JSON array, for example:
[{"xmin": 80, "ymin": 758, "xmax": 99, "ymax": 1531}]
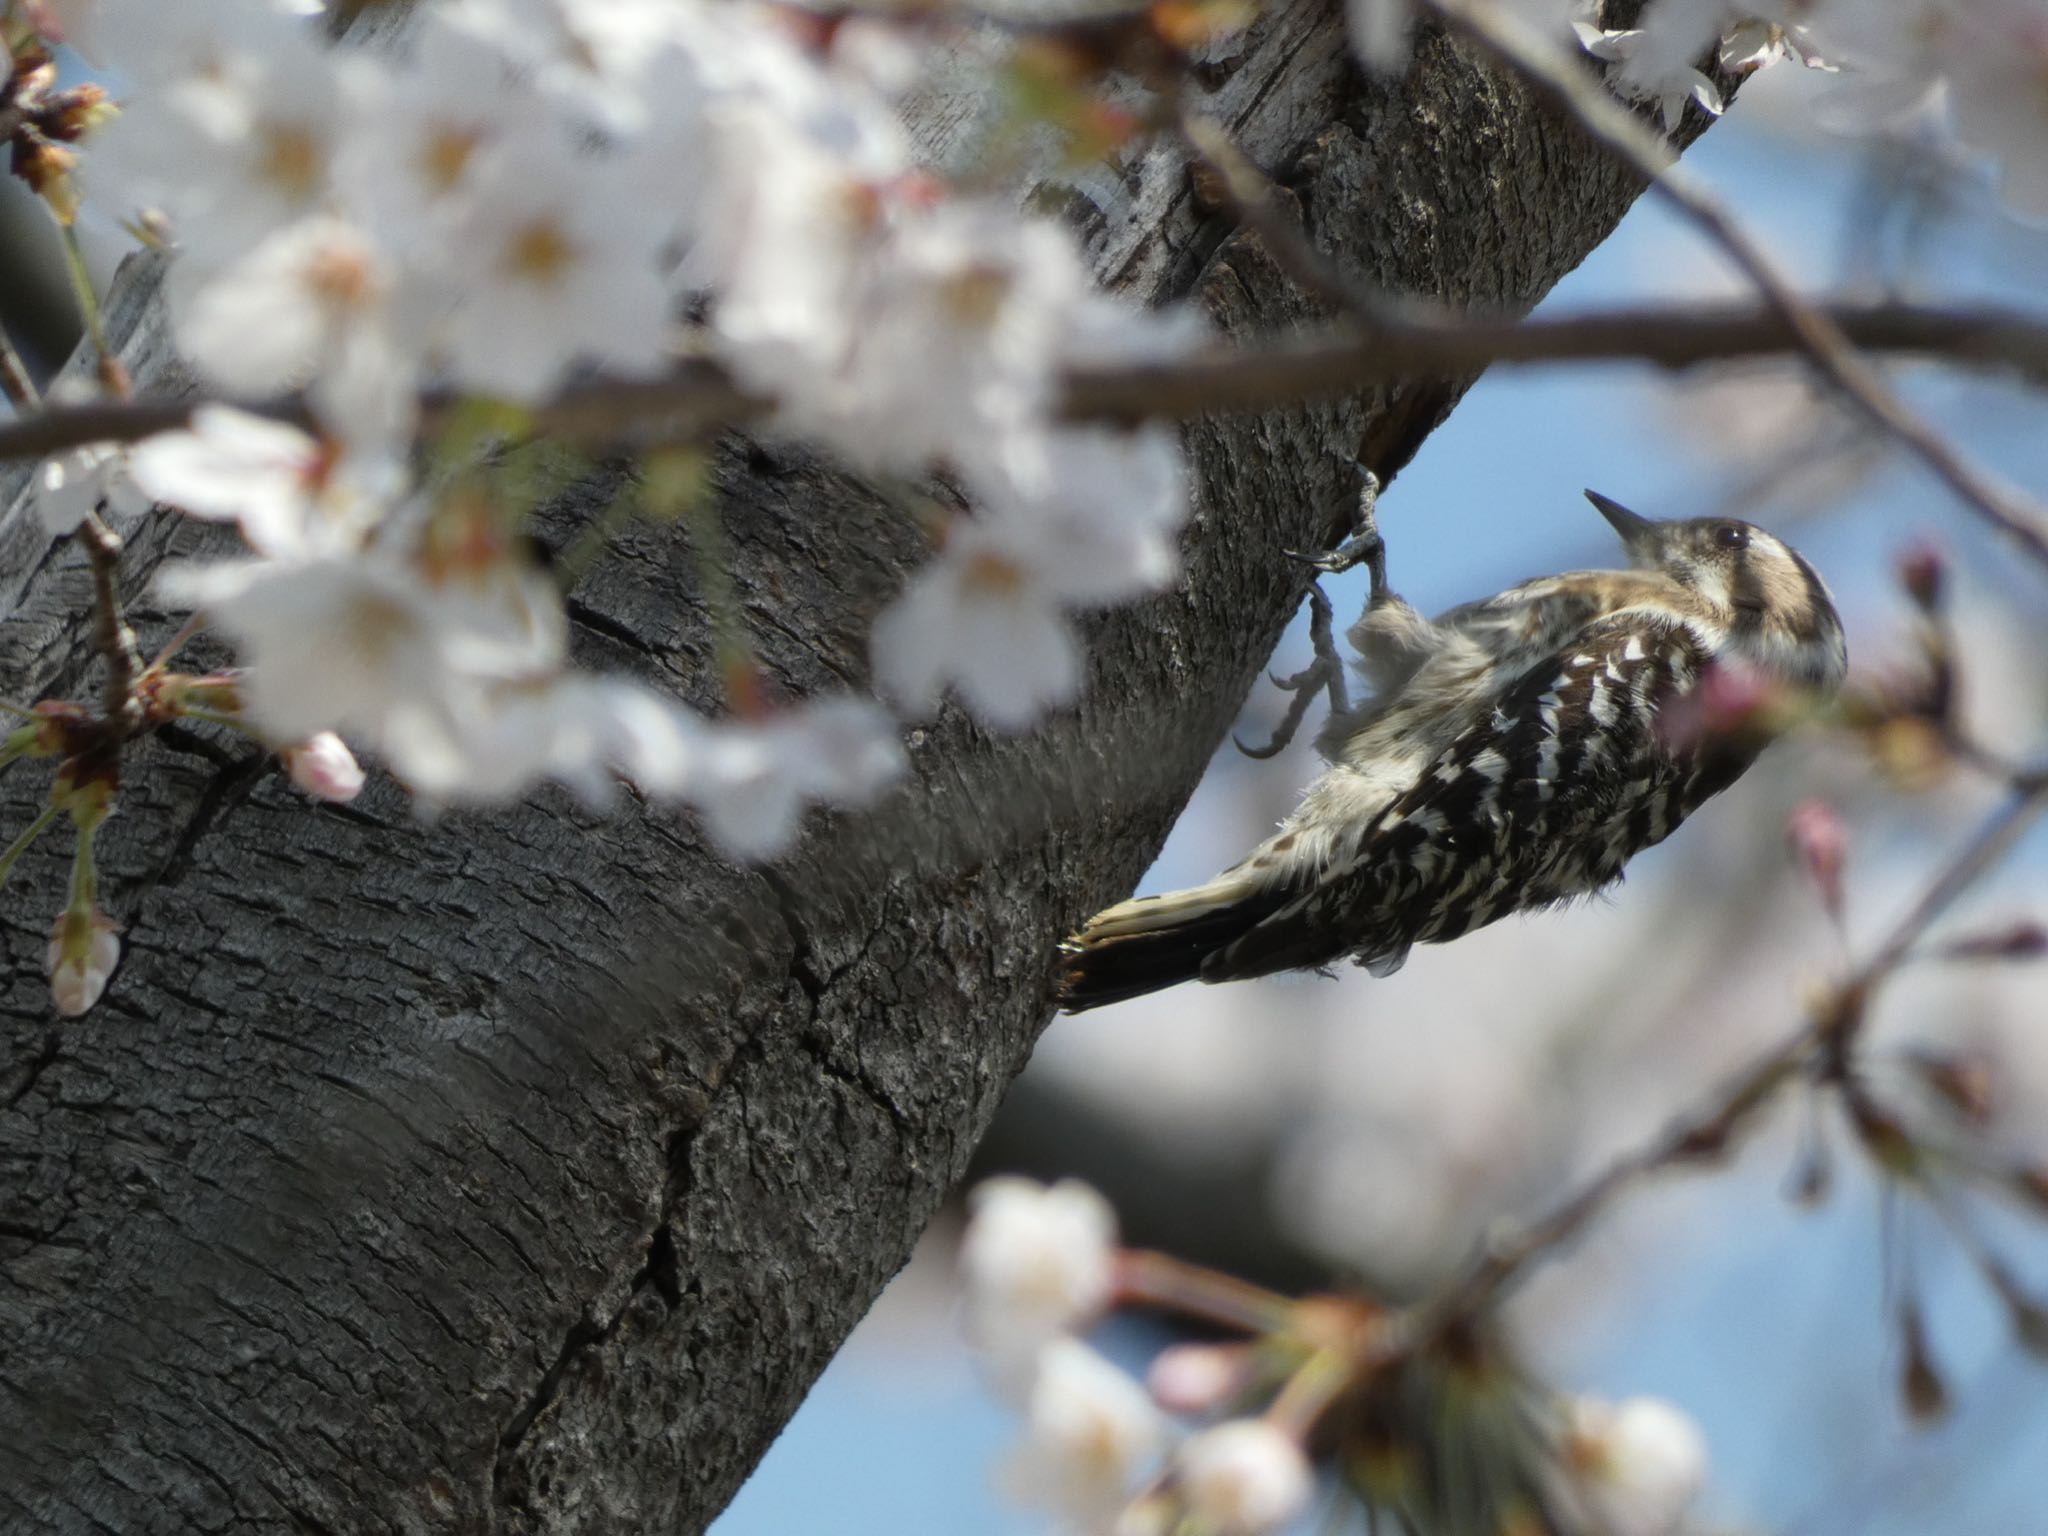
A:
[{"xmin": 1057, "ymin": 492, "xmax": 1847, "ymax": 1012}]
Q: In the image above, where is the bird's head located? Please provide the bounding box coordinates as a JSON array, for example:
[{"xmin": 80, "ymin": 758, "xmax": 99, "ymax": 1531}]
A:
[{"xmin": 1586, "ymin": 490, "xmax": 1848, "ymax": 691}]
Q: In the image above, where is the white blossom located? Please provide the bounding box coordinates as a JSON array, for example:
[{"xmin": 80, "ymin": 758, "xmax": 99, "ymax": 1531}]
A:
[
  {"xmin": 381, "ymin": 673, "xmax": 706, "ymax": 807},
  {"xmin": 438, "ymin": 0, "xmax": 685, "ymax": 131},
  {"xmin": 167, "ymin": 213, "xmax": 419, "ymax": 450},
  {"xmin": 960, "ymin": 1177, "xmax": 1119, "ymax": 1363},
  {"xmin": 689, "ymin": 696, "xmax": 905, "ymax": 859},
  {"xmin": 871, "ymin": 513, "xmax": 1089, "ymax": 731},
  {"xmin": 434, "ymin": 123, "xmax": 675, "ymax": 402},
  {"xmin": 128, "ymin": 406, "xmax": 398, "ymax": 556},
  {"xmin": 1556, "ymin": 1396, "xmax": 1709, "ymax": 1536},
  {"xmin": 32, "ymin": 444, "xmax": 150, "ymax": 536},
  {"xmin": 156, "ymin": 550, "xmax": 562, "ymax": 751},
  {"xmin": 367, "ymin": 12, "xmax": 520, "ymax": 220},
  {"xmin": 1175, "ymin": 1420, "xmax": 1314, "ymax": 1536},
  {"xmin": 1576, "ymin": 13, "xmax": 1727, "ymax": 132},
  {"xmin": 1718, "ymin": 19, "xmax": 1830, "ymax": 72},
  {"xmin": 88, "ymin": 20, "xmax": 378, "ymax": 251},
  {"xmin": 1803, "ymin": 0, "xmax": 1950, "ymax": 129},
  {"xmin": 1346, "ymin": 0, "xmax": 1415, "ymax": 72},
  {"xmin": 1940, "ymin": 0, "xmax": 2048, "ymax": 222},
  {"xmin": 47, "ymin": 907, "xmax": 120, "ymax": 1017},
  {"xmin": 1001, "ymin": 1340, "xmax": 1166, "ymax": 1530},
  {"xmin": 967, "ymin": 425, "xmax": 1188, "ymax": 603}
]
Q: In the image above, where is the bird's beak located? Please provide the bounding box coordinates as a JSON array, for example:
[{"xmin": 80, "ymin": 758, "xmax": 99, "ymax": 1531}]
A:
[{"xmin": 1584, "ymin": 490, "xmax": 1657, "ymax": 555}]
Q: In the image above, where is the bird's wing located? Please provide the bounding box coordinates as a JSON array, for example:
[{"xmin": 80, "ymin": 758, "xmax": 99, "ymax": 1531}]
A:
[{"xmin": 1203, "ymin": 611, "xmax": 1722, "ymax": 984}]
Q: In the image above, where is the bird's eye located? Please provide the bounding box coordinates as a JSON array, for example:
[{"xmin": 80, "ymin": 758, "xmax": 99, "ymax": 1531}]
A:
[{"xmin": 1714, "ymin": 523, "xmax": 1750, "ymax": 552}]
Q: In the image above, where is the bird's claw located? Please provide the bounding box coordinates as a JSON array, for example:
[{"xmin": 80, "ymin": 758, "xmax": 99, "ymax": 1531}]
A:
[
  {"xmin": 1233, "ymin": 583, "xmax": 1351, "ymax": 760},
  {"xmin": 1285, "ymin": 460, "xmax": 1388, "ymax": 582}
]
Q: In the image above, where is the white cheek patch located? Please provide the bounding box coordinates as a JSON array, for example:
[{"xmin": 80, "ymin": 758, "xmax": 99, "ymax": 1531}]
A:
[{"xmin": 1694, "ymin": 564, "xmax": 1734, "ymax": 611}]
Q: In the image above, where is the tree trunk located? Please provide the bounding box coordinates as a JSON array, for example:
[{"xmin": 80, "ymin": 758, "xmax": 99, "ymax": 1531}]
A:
[{"xmin": 0, "ymin": 5, "xmax": 1707, "ymax": 1531}]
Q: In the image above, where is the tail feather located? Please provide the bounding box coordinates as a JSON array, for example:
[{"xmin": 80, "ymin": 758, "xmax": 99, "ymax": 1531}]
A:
[{"xmin": 1056, "ymin": 873, "xmax": 1288, "ymax": 1013}]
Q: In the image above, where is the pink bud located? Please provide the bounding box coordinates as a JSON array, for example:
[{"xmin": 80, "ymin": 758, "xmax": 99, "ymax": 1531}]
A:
[
  {"xmin": 282, "ymin": 732, "xmax": 365, "ymax": 802},
  {"xmin": 47, "ymin": 907, "xmax": 120, "ymax": 1017},
  {"xmin": 1786, "ymin": 799, "xmax": 1848, "ymax": 919},
  {"xmin": 1147, "ymin": 1343, "xmax": 1251, "ymax": 1414},
  {"xmin": 1897, "ymin": 541, "xmax": 1945, "ymax": 613}
]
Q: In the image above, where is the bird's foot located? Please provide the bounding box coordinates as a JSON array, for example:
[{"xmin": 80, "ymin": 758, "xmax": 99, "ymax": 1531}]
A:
[
  {"xmin": 1283, "ymin": 460, "xmax": 1387, "ymax": 592},
  {"xmin": 1234, "ymin": 583, "xmax": 1350, "ymax": 759}
]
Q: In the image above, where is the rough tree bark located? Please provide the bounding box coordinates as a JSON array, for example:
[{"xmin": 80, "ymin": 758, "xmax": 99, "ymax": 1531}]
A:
[{"xmin": 1, "ymin": 3, "xmax": 1713, "ymax": 1530}]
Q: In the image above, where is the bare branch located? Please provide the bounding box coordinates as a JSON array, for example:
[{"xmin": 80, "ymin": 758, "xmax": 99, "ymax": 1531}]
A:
[
  {"xmin": 1402, "ymin": 766, "xmax": 2048, "ymax": 1344},
  {"xmin": 6, "ymin": 303, "xmax": 2048, "ymax": 472},
  {"xmin": 1061, "ymin": 300, "xmax": 2048, "ymax": 420}
]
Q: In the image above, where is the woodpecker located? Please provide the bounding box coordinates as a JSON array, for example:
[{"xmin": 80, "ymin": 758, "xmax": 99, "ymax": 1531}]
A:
[{"xmin": 1057, "ymin": 485, "xmax": 1847, "ymax": 1012}]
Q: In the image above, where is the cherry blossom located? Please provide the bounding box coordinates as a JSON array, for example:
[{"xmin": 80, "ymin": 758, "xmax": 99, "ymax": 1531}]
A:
[
  {"xmin": 155, "ymin": 550, "xmax": 563, "ymax": 752},
  {"xmin": 32, "ymin": 443, "xmax": 149, "ymax": 536},
  {"xmin": 1175, "ymin": 1420, "xmax": 1314, "ymax": 1536},
  {"xmin": 1556, "ymin": 1396, "xmax": 1710, "ymax": 1536},
  {"xmin": 127, "ymin": 406, "xmax": 395, "ymax": 556},
  {"xmin": 871, "ymin": 513, "xmax": 1090, "ymax": 731},
  {"xmin": 87, "ymin": 13, "xmax": 376, "ymax": 251},
  {"xmin": 1001, "ymin": 1340, "xmax": 1166, "ymax": 1530},
  {"xmin": 960, "ymin": 1177, "xmax": 1119, "ymax": 1362},
  {"xmin": 434, "ymin": 123, "xmax": 676, "ymax": 402},
  {"xmin": 687, "ymin": 697, "xmax": 905, "ymax": 860},
  {"xmin": 1941, "ymin": 0, "xmax": 2048, "ymax": 221}
]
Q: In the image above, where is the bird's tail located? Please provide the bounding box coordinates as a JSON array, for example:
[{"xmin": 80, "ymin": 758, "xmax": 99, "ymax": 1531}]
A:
[{"xmin": 1056, "ymin": 869, "xmax": 1289, "ymax": 1013}]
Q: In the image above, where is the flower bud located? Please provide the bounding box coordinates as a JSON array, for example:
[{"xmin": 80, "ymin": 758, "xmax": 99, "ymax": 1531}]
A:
[
  {"xmin": 1002, "ymin": 1340, "xmax": 1164, "ymax": 1526},
  {"xmin": 282, "ymin": 732, "xmax": 366, "ymax": 802},
  {"xmin": 1147, "ymin": 1342, "xmax": 1251, "ymax": 1415},
  {"xmin": 1897, "ymin": 541, "xmax": 1945, "ymax": 613},
  {"xmin": 1558, "ymin": 1396, "xmax": 1708, "ymax": 1536},
  {"xmin": 961, "ymin": 1178, "xmax": 1118, "ymax": 1366},
  {"xmin": 1786, "ymin": 799, "xmax": 1848, "ymax": 920},
  {"xmin": 1657, "ymin": 661, "xmax": 1775, "ymax": 752},
  {"xmin": 1899, "ymin": 1299, "xmax": 1949, "ymax": 1424},
  {"xmin": 46, "ymin": 906, "xmax": 119, "ymax": 1017},
  {"xmin": 1176, "ymin": 1420, "xmax": 1312, "ymax": 1535}
]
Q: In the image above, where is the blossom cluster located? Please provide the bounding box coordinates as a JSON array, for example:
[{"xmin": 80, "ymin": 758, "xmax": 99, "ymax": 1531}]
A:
[
  {"xmin": 958, "ymin": 1177, "xmax": 1710, "ymax": 1536},
  {"xmin": 5, "ymin": 0, "xmax": 1206, "ymax": 1008},
  {"xmin": 1351, "ymin": 0, "xmax": 2048, "ymax": 221},
  {"xmin": 23, "ymin": 0, "xmax": 1194, "ymax": 803}
]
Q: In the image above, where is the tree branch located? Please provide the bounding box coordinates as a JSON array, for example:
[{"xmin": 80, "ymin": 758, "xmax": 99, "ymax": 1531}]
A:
[
  {"xmin": 1419, "ymin": 775, "xmax": 2048, "ymax": 1335},
  {"xmin": 3, "ymin": 301, "xmax": 2047, "ymax": 462}
]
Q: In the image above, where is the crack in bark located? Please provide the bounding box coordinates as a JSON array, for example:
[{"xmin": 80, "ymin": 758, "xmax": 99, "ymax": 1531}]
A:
[
  {"xmin": 2, "ymin": 1029, "xmax": 59, "ymax": 1111},
  {"xmin": 489, "ymin": 1121, "xmax": 700, "ymax": 1518}
]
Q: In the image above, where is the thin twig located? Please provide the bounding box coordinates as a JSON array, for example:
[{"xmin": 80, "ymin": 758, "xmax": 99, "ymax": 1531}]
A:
[
  {"xmin": 0, "ymin": 362, "xmax": 765, "ymax": 464},
  {"xmin": 0, "ymin": 315, "xmax": 40, "ymax": 411},
  {"xmin": 59, "ymin": 222, "xmax": 130, "ymax": 398},
  {"xmin": 1421, "ymin": 0, "xmax": 2048, "ymax": 568},
  {"xmin": 74, "ymin": 512, "xmax": 144, "ymax": 734},
  {"xmin": 1062, "ymin": 300, "xmax": 2048, "ymax": 421},
  {"xmin": 1115, "ymin": 1248, "xmax": 1301, "ymax": 1334},
  {"xmin": 1417, "ymin": 777, "xmax": 2048, "ymax": 1333}
]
